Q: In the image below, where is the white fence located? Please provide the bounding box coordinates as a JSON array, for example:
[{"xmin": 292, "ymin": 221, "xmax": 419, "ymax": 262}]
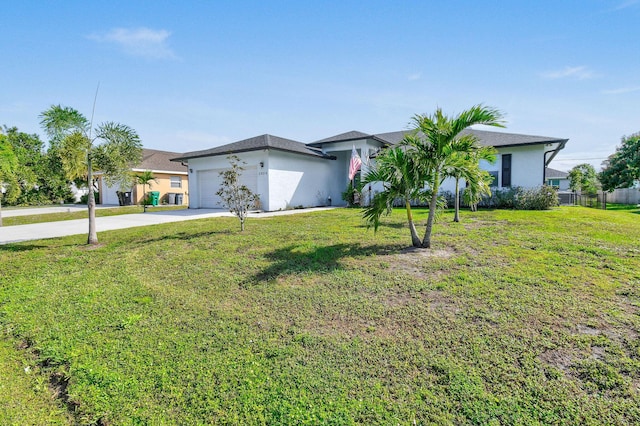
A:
[{"xmin": 607, "ymin": 188, "xmax": 640, "ymax": 205}]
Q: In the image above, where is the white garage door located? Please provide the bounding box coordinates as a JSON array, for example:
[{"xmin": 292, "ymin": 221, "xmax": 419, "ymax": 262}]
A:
[{"xmin": 198, "ymin": 166, "xmax": 258, "ymax": 209}]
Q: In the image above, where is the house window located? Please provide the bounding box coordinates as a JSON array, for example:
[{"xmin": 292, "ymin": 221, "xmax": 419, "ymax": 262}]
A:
[
  {"xmin": 488, "ymin": 171, "xmax": 499, "ymax": 187},
  {"xmin": 501, "ymin": 154, "xmax": 511, "ymax": 187},
  {"xmin": 547, "ymin": 179, "xmax": 560, "ymax": 188},
  {"xmin": 170, "ymin": 176, "xmax": 182, "ymax": 188}
]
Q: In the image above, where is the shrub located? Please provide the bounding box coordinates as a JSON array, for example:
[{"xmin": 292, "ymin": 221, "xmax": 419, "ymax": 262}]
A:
[
  {"xmin": 79, "ymin": 191, "xmax": 100, "ymax": 205},
  {"xmin": 478, "ymin": 187, "xmax": 519, "ymax": 209},
  {"xmin": 341, "ymin": 181, "xmax": 364, "ymax": 207},
  {"xmin": 515, "ymin": 185, "xmax": 559, "ymax": 210},
  {"xmin": 477, "ymin": 186, "xmax": 558, "ymax": 210}
]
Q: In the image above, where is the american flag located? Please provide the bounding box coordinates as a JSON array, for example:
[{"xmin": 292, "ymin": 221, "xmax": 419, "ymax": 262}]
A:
[{"xmin": 348, "ymin": 146, "xmax": 362, "ymax": 181}]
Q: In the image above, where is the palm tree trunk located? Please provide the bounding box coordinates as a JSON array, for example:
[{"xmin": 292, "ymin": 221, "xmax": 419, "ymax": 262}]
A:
[
  {"xmin": 143, "ymin": 184, "xmax": 147, "ymax": 213},
  {"xmin": 453, "ymin": 178, "xmax": 460, "ymax": 222},
  {"xmin": 405, "ymin": 201, "xmax": 421, "ymax": 247},
  {"xmin": 422, "ymin": 174, "xmax": 440, "ymax": 248},
  {"xmin": 87, "ymin": 156, "xmax": 98, "ymax": 245}
]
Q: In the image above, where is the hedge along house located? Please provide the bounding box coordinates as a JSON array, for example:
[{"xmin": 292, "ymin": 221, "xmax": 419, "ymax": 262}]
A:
[
  {"xmin": 172, "ymin": 129, "xmax": 568, "ymax": 211},
  {"xmin": 98, "ymin": 149, "xmax": 189, "ymax": 206}
]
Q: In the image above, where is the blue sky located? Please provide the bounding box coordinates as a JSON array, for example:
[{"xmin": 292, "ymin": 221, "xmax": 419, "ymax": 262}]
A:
[{"xmin": 2, "ymin": 0, "xmax": 639, "ymax": 171}]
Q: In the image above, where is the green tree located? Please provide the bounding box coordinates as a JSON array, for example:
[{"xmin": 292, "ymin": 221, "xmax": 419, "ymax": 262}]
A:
[
  {"xmin": 135, "ymin": 170, "xmax": 158, "ymax": 212},
  {"xmin": 0, "ymin": 132, "xmax": 18, "ymax": 226},
  {"xmin": 445, "ymin": 146, "xmax": 497, "ymax": 222},
  {"xmin": 40, "ymin": 105, "xmax": 142, "ymax": 244},
  {"xmin": 1, "ymin": 126, "xmax": 72, "ymax": 205},
  {"xmin": 362, "ymin": 146, "xmax": 427, "ymax": 247},
  {"xmin": 401, "ymin": 105, "xmax": 504, "ymax": 248},
  {"xmin": 216, "ymin": 155, "xmax": 259, "ymax": 231},
  {"xmin": 568, "ymin": 163, "xmax": 599, "ymax": 196},
  {"xmin": 599, "ymin": 133, "xmax": 640, "ymax": 191}
]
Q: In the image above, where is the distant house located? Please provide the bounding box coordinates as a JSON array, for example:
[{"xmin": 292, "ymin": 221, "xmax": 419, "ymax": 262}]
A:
[
  {"xmin": 545, "ymin": 167, "xmax": 570, "ymax": 190},
  {"xmin": 98, "ymin": 149, "xmax": 189, "ymax": 206},
  {"xmin": 172, "ymin": 129, "xmax": 568, "ymax": 211}
]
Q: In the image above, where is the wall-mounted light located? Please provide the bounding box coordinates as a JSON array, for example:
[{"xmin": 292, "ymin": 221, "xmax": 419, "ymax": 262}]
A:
[
  {"xmin": 189, "ymin": 168, "xmax": 193, "ymax": 173},
  {"xmin": 260, "ymin": 161, "xmax": 264, "ymax": 168}
]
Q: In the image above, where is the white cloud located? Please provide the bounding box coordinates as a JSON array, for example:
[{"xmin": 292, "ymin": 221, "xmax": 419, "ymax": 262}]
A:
[
  {"xmin": 602, "ymin": 86, "xmax": 640, "ymax": 95},
  {"xmin": 89, "ymin": 27, "xmax": 177, "ymax": 59},
  {"xmin": 541, "ymin": 66, "xmax": 594, "ymax": 80},
  {"xmin": 614, "ymin": 0, "xmax": 639, "ymax": 10},
  {"xmin": 407, "ymin": 72, "xmax": 422, "ymax": 81}
]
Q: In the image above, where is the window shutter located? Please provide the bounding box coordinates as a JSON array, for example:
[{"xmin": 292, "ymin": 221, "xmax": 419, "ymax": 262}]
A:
[{"xmin": 501, "ymin": 154, "xmax": 511, "ymax": 187}]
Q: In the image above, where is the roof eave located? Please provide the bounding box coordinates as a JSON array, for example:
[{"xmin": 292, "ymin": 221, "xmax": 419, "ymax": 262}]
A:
[
  {"xmin": 171, "ymin": 146, "xmax": 336, "ymax": 162},
  {"xmin": 544, "ymin": 138, "xmax": 569, "ymax": 165}
]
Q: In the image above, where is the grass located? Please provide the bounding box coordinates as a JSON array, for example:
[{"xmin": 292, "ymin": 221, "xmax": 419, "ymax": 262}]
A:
[
  {"xmin": 1, "ymin": 206, "xmax": 639, "ymax": 424},
  {"xmin": 1, "ymin": 205, "xmax": 187, "ymax": 226}
]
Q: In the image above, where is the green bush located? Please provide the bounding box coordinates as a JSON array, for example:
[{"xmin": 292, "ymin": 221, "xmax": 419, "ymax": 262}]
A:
[
  {"xmin": 515, "ymin": 185, "xmax": 559, "ymax": 210},
  {"xmin": 80, "ymin": 191, "xmax": 100, "ymax": 205},
  {"xmin": 479, "ymin": 187, "xmax": 519, "ymax": 209},
  {"xmin": 478, "ymin": 186, "xmax": 558, "ymax": 210}
]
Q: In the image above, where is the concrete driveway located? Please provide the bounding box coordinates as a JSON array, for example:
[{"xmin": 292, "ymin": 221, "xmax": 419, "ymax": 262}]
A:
[{"xmin": 0, "ymin": 206, "xmax": 336, "ymax": 245}]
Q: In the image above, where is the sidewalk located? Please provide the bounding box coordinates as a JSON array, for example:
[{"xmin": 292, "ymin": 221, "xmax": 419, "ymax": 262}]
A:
[{"xmin": 0, "ymin": 207, "xmax": 336, "ymax": 245}]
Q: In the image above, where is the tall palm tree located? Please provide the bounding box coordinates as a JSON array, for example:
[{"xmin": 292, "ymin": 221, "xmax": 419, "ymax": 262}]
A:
[
  {"xmin": 40, "ymin": 105, "xmax": 142, "ymax": 244},
  {"xmin": 0, "ymin": 133, "xmax": 18, "ymax": 227},
  {"xmin": 135, "ymin": 170, "xmax": 158, "ymax": 213},
  {"xmin": 402, "ymin": 105, "xmax": 504, "ymax": 248},
  {"xmin": 362, "ymin": 146, "xmax": 426, "ymax": 247},
  {"xmin": 446, "ymin": 146, "xmax": 496, "ymax": 222}
]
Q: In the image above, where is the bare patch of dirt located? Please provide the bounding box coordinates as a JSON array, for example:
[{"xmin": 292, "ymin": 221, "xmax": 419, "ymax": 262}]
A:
[
  {"xmin": 538, "ymin": 348, "xmax": 575, "ymax": 373},
  {"xmin": 78, "ymin": 243, "xmax": 106, "ymax": 251},
  {"xmin": 384, "ymin": 247, "xmax": 455, "ymax": 280},
  {"xmin": 577, "ymin": 324, "xmax": 601, "ymax": 335}
]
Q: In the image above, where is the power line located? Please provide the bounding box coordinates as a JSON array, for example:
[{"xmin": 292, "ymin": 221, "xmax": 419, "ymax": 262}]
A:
[{"xmin": 554, "ymin": 157, "xmax": 606, "ymax": 161}]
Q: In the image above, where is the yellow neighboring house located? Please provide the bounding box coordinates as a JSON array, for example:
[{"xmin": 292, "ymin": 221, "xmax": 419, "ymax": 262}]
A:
[{"xmin": 98, "ymin": 149, "xmax": 189, "ymax": 206}]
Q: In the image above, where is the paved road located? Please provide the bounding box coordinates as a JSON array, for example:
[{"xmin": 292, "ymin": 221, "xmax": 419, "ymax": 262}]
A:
[{"xmin": 0, "ymin": 206, "xmax": 336, "ymax": 245}]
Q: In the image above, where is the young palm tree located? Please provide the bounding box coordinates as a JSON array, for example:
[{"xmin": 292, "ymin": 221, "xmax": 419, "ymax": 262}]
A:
[
  {"xmin": 463, "ymin": 168, "xmax": 494, "ymax": 213},
  {"xmin": 446, "ymin": 146, "xmax": 496, "ymax": 222},
  {"xmin": 40, "ymin": 105, "xmax": 142, "ymax": 244},
  {"xmin": 362, "ymin": 146, "xmax": 426, "ymax": 247},
  {"xmin": 0, "ymin": 133, "xmax": 18, "ymax": 227},
  {"xmin": 135, "ymin": 170, "xmax": 158, "ymax": 213},
  {"xmin": 402, "ymin": 105, "xmax": 504, "ymax": 248}
]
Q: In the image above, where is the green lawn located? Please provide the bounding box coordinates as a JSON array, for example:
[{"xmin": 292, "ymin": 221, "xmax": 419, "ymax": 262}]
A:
[
  {"xmin": 1, "ymin": 205, "xmax": 187, "ymax": 226},
  {"xmin": 1, "ymin": 207, "xmax": 639, "ymax": 424}
]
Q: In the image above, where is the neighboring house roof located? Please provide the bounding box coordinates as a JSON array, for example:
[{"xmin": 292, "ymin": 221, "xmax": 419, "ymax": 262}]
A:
[
  {"xmin": 545, "ymin": 167, "xmax": 569, "ymax": 179},
  {"xmin": 136, "ymin": 149, "xmax": 188, "ymax": 174},
  {"xmin": 172, "ymin": 134, "xmax": 336, "ymax": 161}
]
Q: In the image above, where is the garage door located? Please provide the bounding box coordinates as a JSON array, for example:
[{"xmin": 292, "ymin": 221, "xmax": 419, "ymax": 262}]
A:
[{"xmin": 198, "ymin": 166, "xmax": 258, "ymax": 209}]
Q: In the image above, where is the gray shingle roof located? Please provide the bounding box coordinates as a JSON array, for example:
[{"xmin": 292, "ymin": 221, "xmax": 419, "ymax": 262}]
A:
[
  {"xmin": 171, "ymin": 134, "xmax": 334, "ymax": 161},
  {"xmin": 545, "ymin": 167, "xmax": 569, "ymax": 179},
  {"xmin": 136, "ymin": 149, "xmax": 188, "ymax": 173},
  {"xmin": 314, "ymin": 128, "xmax": 568, "ymax": 148},
  {"xmin": 312, "ymin": 130, "xmax": 371, "ymax": 144}
]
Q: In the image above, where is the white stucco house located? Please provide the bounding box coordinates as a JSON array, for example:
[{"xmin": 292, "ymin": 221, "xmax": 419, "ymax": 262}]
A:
[{"xmin": 171, "ymin": 129, "xmax": 568, "ymax": 211}]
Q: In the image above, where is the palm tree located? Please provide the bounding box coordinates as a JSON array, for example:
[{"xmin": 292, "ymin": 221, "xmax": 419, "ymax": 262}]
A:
[
  {"xmin": 402, "ymin": 105, "xmax": 504, "ymax": 248},
  {"xmin": 135, "ymin": 170, "xmax": 158, "ymax": 213},
  {"xmin": 446, "ymin": 146, "xmax": 496, "ymax": 222},
  {"xmin": 362, "ymin": 146, "xmax": 426, "ymax": 247},
  {"xmin": 463, "ymin": 168, "xmax": 494, "ymax": 213},
  {"xmin": 0, "ymin": 133, "xmax": 18, "ymax": 227},
  {"xmin": 40, "ymin": 105, "xmax": 142, "ymax": 244}
]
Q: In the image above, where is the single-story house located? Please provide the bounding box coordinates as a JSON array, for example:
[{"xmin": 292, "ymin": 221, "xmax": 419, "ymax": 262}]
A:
[
  {"xmin": 545, "ymin": 167, "xmax": 570, "ymax": 190},
  {"xmin": 171, "ymin": 129, "xmax": 568, "ymax": 211},
  {"xmin": 98, "ymin": 149, "xmax": 189, "ymax": 206}
]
